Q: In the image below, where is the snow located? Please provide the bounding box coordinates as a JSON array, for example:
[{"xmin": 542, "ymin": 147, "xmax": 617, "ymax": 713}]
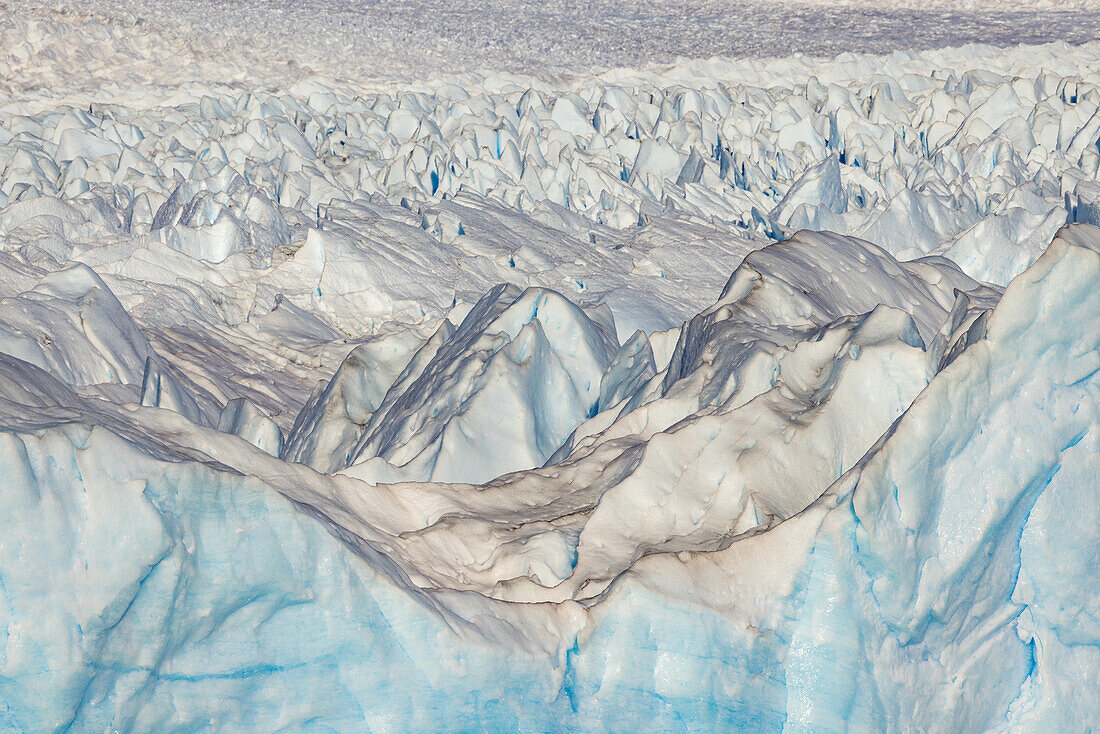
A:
[
  {"xmin": 1, "ymin": 1, "xmax": 1099, "ymax": 730},
  {"xmin": 4, "ymin": 0, "xmax": 1099, "ymax": 99}
]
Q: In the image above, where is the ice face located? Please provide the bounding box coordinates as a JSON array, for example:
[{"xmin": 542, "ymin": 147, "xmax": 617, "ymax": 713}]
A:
[
  {"xmin": 0, "ymin": 264, "xmax": 154, "ymax": 388},
  {"xmin": 217, "ymin": 397, "xmax": 283, "ymax": 457},
  {"xmin": 341, "ymin": 284, "xmax": 619, "ymax": 484},
  {"xmin": 1, "ymin": 9, "xmax": 1100, "ymax": 730},
  {"xmin": 0, "ymin": 224, "xmax": 1095, "ymax": 731},
  {"xmin": 566, "ymin": 224, "xmax": 1100, "ymax": 731},
  {"xmin": 0, "ymin": 381, "xmax": 584, "ymax": 732}
]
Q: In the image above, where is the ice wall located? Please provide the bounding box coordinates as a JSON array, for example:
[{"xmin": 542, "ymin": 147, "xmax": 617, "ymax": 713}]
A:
[{"xmin": 1, "ymin": 225, "xmax": 1095, "ymax": 731}]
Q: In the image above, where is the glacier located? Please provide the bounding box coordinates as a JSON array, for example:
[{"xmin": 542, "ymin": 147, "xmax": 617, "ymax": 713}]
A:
[
  {"xmin": 1, "ymin": 2, "xmax": 1100, "ymax": 731},
  {"xmin": 1, "ymin": 224, "xmax": 1096, "ymax": 731}
]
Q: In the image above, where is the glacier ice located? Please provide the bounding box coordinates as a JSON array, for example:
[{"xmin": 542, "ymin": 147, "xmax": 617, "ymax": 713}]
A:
[
  {"xmin": 1, "ymin": 8, "xmax": 1099, "ymax": 731},
  {"xmin": 0, "ymin": 223, "xmax": 1095, "ymax": 731}
]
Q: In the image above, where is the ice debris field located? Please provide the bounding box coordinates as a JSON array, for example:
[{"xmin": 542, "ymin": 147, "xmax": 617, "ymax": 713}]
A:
[{"xmin": 1, "ymin": 2, "xmax": 1100, "ymax": 731}]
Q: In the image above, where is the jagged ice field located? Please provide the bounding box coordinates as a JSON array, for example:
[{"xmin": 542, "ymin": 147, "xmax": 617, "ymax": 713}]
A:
[{"xmin": 1, "ymin": 2, "xmax": 1099, "ymax": 731}]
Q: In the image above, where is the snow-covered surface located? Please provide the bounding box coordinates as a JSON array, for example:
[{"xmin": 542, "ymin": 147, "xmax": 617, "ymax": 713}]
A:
[
  {"xmin": 1, "ymin": 2, "xmax": 1100, "ymax": 731},
  {"xmin": 4, "ymin": 0, "xmax": 1100, "ymax": 97}
]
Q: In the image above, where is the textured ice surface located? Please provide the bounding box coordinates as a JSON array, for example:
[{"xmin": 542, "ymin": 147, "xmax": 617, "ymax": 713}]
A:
[
  {"xmin": 1, "ymin": 3, "xmax": 1100, "ymax": 731},
  {"xmin": 1, "ymin": 225, "xmax": 1095, "ymax": 731},
  {"xmin": 5, "ymin": 0, "xmax": 1099, "ymax": 93}
]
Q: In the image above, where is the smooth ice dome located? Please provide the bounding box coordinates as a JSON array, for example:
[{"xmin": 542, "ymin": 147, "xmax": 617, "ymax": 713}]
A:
[{"xmin": 1, "ymin": 3, "xmax": 1100, "ymax": 730}]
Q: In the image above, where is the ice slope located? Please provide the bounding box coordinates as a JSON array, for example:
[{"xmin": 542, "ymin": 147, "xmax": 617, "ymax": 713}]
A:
[
  {"xmin": 0, "ymin": 222, "xmax": 1095, "ymax": 731},
  {"xmin": 0, "ymin": 367, "xmax": 584, "ymax": 732},
  {"xmin": 344, "ymin": 285, "xmax": 619, "ymax": 484},
  {"xmin": 288, "ymin": 284, "xmax": 618, "ymax": 483},
  {"xmin": 316, "ymin": 230, "xmax": 1001, "ymax": 603}
]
